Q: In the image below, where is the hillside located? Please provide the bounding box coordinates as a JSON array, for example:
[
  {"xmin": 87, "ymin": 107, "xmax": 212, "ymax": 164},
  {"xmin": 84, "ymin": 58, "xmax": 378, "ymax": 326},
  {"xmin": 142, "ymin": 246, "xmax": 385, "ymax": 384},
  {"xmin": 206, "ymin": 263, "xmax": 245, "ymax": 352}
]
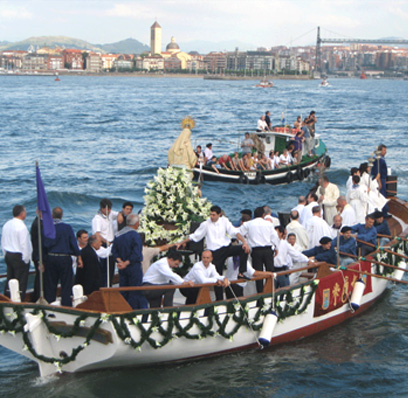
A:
[{"xmin": 0, "ymin": 36, "xmax": 149, "ymax": 54}]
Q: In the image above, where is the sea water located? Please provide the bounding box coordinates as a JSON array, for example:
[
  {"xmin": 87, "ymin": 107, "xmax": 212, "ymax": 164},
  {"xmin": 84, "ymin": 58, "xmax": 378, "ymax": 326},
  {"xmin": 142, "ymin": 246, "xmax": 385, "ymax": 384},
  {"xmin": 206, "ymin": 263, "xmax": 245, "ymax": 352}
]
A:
[{"xmin": 0, "ymin": 76, "xmax": 407, "ymax": 397}]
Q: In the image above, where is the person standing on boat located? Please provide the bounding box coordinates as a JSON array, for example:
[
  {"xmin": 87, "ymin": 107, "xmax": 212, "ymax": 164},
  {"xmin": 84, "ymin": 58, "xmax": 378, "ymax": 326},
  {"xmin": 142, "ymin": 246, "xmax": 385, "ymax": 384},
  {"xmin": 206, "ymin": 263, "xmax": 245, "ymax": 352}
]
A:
[
  {"xmin": 346, "ymin": 167, "xmax": 360, "ymax": 192},
  {"xmin": 265, "ymin": 111, "xmax": 272, "ymax": 130},
  {"xmin": 75, "ymin": 234, "xmax": 103, "ymax": 296},
  {"xmin": 336, "ymin": 196, "xmax": 357, "ymax": 227},
  {"xmin": 241, "ymin": 132, "xmax": 254, "ymax": 155},
  {"xmin": 1, "ymin": 205, "xmax": 32, "ymax": 301},
  {"xmin": 43, "ymin": 207, "xmax": 82, "ymax": 307},
  {"xmin": 346, "ymin": 175, "xmax": 368, "ymax": 224},
  {"xmin": 117, "ymin": 201, "xmax": 134, "ymax": 231},
  {"xmin": 177, "ymin": 205, "xmax": 249, "ymax": 301},
  {"xmin": 111, "ymin": 214, "xmax": 147, "ymax": 309},
  {"xmin": 371, "ymin": 144, "xmax": 388, "ymax": 198},
  {"xmin": 316, "ymin": 175, "xmax": 340, "ymax": 224},
  {"xmin": 204, "ymin": 143, "xmax": 213, "ymax": 164},
  {"xmin": 142, "ymin": 250, "xmax": 193, "ymax": 308},
  {"xmin": 286, "ymin": 210, "xmax": 309, "ymax": 250},
  {"xmin": 274, "ymin": 226, "xmax": 309, "ymax": 288},
  {"xmin": 292, "ymin": 196, "xmax": 307, "ymax": 223},
  {"xmin": 350, "ymin": 214, "xmax": 377, "ymax": 257},
  {"xmin": 239, "ymin": 207, "xmax": 279, "ymax": 293},
  {"xmin": 301, "ymin": 193, "xmax": 319, "ymax": 226},
  {"xmin": 92, "ymin": 198, "xmax": 122, "ymax": 287},
  {"xmin": 305, "ymin": 206, "xmax": 332, "ymax": 249},
  {"xmin": 256, "ymin": 115, "xmax": 269, "ymax": 132}
]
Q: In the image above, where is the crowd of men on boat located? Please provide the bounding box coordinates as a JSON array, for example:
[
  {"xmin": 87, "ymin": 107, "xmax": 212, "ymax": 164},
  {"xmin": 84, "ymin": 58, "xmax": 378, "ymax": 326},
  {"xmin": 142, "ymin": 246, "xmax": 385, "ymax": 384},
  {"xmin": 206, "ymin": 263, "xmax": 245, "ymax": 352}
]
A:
[
  {"xmin": 1, "ymin": 144, "xmax": 390, "ymax": 310},
  {"xmin": 195, "ymin": 111, "xmax": 318, "ymax": 173}
]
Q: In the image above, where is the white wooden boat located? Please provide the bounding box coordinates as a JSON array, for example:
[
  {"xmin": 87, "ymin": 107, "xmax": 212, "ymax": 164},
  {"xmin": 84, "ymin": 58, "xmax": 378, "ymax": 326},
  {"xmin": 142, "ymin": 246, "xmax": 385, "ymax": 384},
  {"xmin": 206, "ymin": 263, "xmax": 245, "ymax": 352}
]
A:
[{"xmin": 0, "ymin": 198, "xmax": 407, "ymax": 377}]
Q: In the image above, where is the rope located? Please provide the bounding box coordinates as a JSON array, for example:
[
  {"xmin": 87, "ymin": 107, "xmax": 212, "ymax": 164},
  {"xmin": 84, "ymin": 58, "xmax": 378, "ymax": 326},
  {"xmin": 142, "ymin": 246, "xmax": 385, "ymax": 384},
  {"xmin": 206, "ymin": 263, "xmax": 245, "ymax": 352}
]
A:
[{"xmin": 227, "ymin": 283, "xmax": 262, "ymax": 349}]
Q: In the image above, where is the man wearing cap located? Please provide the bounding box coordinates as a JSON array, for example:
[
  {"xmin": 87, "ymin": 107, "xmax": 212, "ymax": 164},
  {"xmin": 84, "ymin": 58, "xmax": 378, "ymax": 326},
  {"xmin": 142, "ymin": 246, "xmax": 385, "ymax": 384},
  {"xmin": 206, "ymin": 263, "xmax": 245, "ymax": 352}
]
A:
[
  {"xmin": 302, "ymin": 236, "xmax": 337, "ymax": 266},
  {"xmin": 332, "ymin": 226, "xmax": 357, "ymax": 266},
  {"xmin": 351, "ymin": 214, "xmax": 377, "ymax": 256},
  {"xmin": 373, "ymin": 210, "xmax": 390, "ymax": 246}
]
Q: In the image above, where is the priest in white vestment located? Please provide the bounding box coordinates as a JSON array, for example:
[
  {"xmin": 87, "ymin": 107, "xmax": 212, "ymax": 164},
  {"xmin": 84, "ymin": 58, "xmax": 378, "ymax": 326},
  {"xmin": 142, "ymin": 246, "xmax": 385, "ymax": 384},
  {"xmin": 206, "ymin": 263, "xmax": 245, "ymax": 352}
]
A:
[
  {"xmin": 316, "ymin": 175, "xmax": 340, "ymax": 224},
  {"xmin": 305, "ymin": 206, "xmax": 332, "ymax": 249}
]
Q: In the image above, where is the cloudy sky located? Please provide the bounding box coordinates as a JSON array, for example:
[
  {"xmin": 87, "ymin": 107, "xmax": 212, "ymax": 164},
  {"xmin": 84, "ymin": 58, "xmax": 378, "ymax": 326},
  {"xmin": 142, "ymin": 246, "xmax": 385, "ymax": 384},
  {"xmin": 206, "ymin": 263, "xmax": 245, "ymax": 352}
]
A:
[{"xmin": 0, "ymin": 0, "xmax": 407, "ymax": 47}]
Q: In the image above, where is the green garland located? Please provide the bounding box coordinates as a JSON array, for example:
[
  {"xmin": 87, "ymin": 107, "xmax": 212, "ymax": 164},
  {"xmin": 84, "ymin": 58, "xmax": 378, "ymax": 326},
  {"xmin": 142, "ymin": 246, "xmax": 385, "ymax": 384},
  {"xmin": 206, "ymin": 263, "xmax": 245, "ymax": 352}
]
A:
[
  {"xmin": 0, "ymin": 281, "xmax": 318, "ymax": 370},
  {"xmin": 374, "ymin": 241, "xmax": 408, "ymax": 276}
]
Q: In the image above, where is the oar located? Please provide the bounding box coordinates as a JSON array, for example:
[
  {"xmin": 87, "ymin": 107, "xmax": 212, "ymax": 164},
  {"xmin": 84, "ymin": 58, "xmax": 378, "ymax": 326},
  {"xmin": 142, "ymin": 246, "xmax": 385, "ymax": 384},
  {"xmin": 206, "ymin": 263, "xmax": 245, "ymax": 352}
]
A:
[
  {"xmin": 339, "ymin": 266, "xmax": 408, "ymax": 285},
  {"xmin": 356, "ymin": 238, "xmax": 408, "ymax": 261},
  {"xmin": 377, "ymin": 233, "xmax": 408, "ymax": 242},
  {"xmin": 340, "ymin": 251, "xmax": 408, "ymax": 273}
]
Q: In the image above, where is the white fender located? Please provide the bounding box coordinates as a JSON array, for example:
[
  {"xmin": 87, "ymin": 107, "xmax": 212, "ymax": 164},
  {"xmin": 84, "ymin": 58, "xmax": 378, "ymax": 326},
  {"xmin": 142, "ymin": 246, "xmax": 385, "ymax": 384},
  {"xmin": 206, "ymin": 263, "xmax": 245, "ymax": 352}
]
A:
[
  {"xmin": 8, "ymin": 279, "xmax": 21, "ymax": 302},
  {"xmin": 24, "ymin": 313, "xmax": 57, "ymax": 377},
  {"xmin": 258, "ymin": 310, "xmax": 278, "ymax": 347},
  {"xmin": 351, "ymin": 279, "xmax": 366, "ymax": 310},
  {"xmin": 394, "ymin": 261, "xmax": 407, "ymax": 281},
  {"xmin": 72, "ymin": 285, "xmax": 87, "ymax": 307}
]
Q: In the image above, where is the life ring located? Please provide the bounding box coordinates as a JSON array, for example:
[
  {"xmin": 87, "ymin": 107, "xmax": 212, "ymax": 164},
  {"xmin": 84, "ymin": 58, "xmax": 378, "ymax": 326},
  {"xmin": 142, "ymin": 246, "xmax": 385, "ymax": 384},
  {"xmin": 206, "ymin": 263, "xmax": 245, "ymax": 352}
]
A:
[
  {"xmin": 303, "ymin": 168, "xmax": 311, "ymax": 178},
  {"xmin": 286, "ymin": 171, "xmax": 293, "ymax": 183},
  {"xmin": 324, "ymin": 156, "xmax": 331, "ymax": 168},
  {"xmin": 255, "ymin": 171, "xmax": 266, "ymax": 184},
  {"xmin": 239, "ymin": 173, "xmax": 249, "ymax": 184},
  {"xmin": 296, "ymin": 167, "xmax": 304, "ymax": 181}
]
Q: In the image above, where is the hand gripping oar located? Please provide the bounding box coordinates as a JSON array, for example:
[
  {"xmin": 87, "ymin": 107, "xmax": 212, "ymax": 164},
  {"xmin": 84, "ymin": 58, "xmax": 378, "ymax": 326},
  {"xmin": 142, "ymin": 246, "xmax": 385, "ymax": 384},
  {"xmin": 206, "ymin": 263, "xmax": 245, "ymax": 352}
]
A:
[
  {"xmin": 338, "ymin": 266, "xmax": 408, "ymax": 285},
  {"xmin": 339, "ymin": 251, "xmax": 408, "ymax": 273},
  {"xmin": 355, "ymin": 238, "xmax": 408, "ymax": 261},
  {"xmin": 377, "ymin": 233, "xmax": 408, "ymax": 243}
]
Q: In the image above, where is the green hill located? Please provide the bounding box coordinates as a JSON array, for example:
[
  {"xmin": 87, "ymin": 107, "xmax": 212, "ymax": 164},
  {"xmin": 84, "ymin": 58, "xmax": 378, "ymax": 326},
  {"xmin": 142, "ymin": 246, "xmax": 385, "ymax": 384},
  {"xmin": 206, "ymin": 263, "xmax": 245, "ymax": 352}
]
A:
[{"xmin": 0, "ymin": 36, "xmax": 149, "ymax": 54}]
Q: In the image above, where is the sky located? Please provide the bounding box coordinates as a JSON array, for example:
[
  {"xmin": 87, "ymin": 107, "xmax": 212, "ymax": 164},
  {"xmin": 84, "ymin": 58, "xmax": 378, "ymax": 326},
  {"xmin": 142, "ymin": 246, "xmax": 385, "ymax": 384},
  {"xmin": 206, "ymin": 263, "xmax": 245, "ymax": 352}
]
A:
[{"xmin": 0, "ymin": 0, "xmax": 407, "ymax": 48}]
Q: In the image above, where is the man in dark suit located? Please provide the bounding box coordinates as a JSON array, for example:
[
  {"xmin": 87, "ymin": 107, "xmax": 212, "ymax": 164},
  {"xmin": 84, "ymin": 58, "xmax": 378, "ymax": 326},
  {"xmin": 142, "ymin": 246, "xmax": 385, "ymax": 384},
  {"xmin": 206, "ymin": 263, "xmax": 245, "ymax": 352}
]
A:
[{"xmin": 75, "ymin": 235, "xmax": 103, "ymax": 295}]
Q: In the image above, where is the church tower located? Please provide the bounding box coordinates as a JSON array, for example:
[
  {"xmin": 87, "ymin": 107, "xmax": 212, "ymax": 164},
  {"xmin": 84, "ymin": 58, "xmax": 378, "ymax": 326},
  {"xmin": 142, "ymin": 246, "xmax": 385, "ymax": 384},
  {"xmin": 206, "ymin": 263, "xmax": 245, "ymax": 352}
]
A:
[{"xmin": 150, "ymin": 21, "xmax": 162, "ymax": 55}]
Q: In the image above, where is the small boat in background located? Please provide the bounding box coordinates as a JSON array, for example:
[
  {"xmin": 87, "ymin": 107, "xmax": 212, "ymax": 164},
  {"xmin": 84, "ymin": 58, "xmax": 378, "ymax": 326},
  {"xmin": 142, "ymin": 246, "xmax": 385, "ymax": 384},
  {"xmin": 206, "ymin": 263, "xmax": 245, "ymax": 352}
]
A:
[
  {"xmin": 256, "ymin": 79, "xmax": 274, "ymax": 88},
  {"xmin": 320, "ymin": 79, "xmax": 330, "ymax": 87},
  {"xmin": 360, "ymin": 71, "xmax": 367, "ymax": 79},
  {"xmin": 55, "ymin": 73, "xmax": 60, "ymax": 82}
]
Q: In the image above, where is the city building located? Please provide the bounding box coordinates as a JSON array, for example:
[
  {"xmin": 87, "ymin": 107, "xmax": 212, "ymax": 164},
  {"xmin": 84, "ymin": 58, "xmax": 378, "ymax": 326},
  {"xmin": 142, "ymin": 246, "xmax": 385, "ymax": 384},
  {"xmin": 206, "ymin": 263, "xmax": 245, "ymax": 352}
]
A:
[{"xmin": 150, "ymin": 21, "xmax": 162, "ymax": 55}]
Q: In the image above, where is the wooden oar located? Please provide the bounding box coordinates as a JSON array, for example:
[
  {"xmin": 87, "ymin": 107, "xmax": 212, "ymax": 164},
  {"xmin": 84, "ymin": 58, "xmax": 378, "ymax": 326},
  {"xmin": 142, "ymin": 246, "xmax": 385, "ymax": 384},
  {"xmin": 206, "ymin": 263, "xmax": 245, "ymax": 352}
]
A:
[
  {"xmin": 340, "ymin": 251, "xmax": 408, "ymax": 273},
  {"xmin": 339, "ymin": 266, "xmax": 408, "ymax": 285},
  {"xmin": 377, "ymin": 233, "xmax": 408, "ymax": 242},
  {"xmin": 356, "ymin": 238, "xmax": 408, "ymax": 260}
]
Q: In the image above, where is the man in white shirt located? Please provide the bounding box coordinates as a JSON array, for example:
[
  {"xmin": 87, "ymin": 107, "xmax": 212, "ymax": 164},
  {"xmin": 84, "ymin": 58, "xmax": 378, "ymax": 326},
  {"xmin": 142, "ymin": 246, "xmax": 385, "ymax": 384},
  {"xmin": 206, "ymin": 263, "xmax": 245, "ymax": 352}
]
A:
[
  {"xmin": 92, "ymin": 198, "xmax": 122, "ymax": 287},
  {"xmin": 178, "ymin": 205, "xmax": 249, "ymax": 300},
  {"xmin": 286, "ymin": 210, "xmax": 309, "ymax": 250},
  {"xmin": 286, "ymin": 233, "xmax": 307, "ymax": 285},
  {"xmin": 263, "ymin": 205, "xmax": 280, "ymax": 227},
  {"xmin": 1, "ymin": 205, "xmax": 32, "ymax": 300},
  {"xmin": 316, "ymin": 175, "xmax": 340, "ymax": 224},
  {"xmin": 337, "ymin": 196, "xmax": 357, "ymax": 227},
  {"xmin": 306, "ymin": 205, "xmax": 332, "ymax": 249},
  {"xmin": 204, "ymin": 143, "xmax": 213, "ymax": 164},
  {"xmin": 274, "ymin": 226, "xmax": 309, "ymax": 288},
  {"xmin": 301, "ymin": 193, "xmax": 319, "ymax": 226},
  {"xmin": 330, "ymin": 215, "xmax": 343, "ymax": 239},
  {"xmin": 256, "ymin": 115, "xmax": 269, "ymax": 132},
  {"xmin": 182, "ymin": 250, "xmax": 228, "ymax": 304},
  {"xmin": 291, "ymin": 196, "xmax": 306, "ymax": 222},
  {"xmin": 142, "ymin": 251, "xmax": 193, "ymax": 308},
  {"xmin": 239, "ymin": 207, "xmax": 280, "ymax": 293}
]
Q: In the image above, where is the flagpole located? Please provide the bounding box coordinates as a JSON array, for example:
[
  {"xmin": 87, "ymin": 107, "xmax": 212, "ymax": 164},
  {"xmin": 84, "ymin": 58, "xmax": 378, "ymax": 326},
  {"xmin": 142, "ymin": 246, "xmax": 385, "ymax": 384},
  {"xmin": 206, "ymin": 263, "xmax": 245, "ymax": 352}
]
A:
[
  {"xmin": 106, "ymin": 204, "xmax": 110, "ymax": 288},
  {"xmin": 36, "ymin": 161, "xmax": 47, "ymax": 304}
]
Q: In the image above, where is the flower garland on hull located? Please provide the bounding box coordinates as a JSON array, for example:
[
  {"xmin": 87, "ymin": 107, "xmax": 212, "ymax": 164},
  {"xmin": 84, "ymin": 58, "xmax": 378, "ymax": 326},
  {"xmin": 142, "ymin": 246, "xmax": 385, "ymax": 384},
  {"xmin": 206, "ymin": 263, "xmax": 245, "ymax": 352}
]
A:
[{"xmin": 139, "ymin": 167, "xmax": 212, "ymax": 245}]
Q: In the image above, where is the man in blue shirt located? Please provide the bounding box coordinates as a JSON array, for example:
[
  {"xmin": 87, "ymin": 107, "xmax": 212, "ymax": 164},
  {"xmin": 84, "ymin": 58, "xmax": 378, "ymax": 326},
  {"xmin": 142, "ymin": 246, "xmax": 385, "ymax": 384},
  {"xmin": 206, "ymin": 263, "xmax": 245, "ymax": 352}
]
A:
[
  {"xmin": 371, "ymin": 144, "xmax": 387, "ymax": 198},
  {"xmin": 303, "ymin": 236, "xmax": 337, "ymax": 266},
  {"xmin": 111, "ymin": 213, "xmax": 147, "ymax": 309},
  {"xmin": 351, "ymin": 214, "xmax": 377, "ymax": 256},
  {"xmin": 44, "ymin": 207, "xmax": 82, "ymax": 306},
  {"xmin": 373, "ymin": 210, "xmax": 391, "ymax": 246},
  {"xmin": 332, "ymin": 226, "xmax": 357, "ymax": 266}
]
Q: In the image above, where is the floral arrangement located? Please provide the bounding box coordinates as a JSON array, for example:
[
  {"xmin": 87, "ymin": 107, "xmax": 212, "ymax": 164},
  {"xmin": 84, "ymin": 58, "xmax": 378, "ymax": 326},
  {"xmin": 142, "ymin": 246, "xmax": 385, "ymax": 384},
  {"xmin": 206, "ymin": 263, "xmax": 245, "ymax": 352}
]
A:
[{"xmin": 139, "ymin": 167, "xmax": 212, "ymax": 245}]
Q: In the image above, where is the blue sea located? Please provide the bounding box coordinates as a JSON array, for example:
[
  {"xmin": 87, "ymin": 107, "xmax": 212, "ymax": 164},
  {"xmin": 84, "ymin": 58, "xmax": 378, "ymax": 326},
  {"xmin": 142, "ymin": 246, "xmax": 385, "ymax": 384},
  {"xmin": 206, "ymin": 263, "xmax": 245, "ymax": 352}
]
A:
[{"xmin": 0, "ymin": 75, "xmax": 408, "ymax": 397}]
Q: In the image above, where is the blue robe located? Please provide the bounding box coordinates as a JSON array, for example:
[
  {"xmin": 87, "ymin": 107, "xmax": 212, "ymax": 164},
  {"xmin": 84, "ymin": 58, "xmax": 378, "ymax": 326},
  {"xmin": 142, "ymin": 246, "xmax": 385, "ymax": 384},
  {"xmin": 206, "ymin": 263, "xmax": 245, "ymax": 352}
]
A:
[{"xmin": 111, "ymin": 228, "xmax": 147, "ymax": 309}]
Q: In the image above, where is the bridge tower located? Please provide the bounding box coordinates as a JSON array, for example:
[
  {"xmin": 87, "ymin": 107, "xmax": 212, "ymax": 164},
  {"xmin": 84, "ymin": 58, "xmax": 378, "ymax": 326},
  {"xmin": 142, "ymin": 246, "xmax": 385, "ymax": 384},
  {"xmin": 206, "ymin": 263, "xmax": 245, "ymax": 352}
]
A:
[{"xmin": 315, "ymin": 26, "xmax": 322, "ymax": 73}]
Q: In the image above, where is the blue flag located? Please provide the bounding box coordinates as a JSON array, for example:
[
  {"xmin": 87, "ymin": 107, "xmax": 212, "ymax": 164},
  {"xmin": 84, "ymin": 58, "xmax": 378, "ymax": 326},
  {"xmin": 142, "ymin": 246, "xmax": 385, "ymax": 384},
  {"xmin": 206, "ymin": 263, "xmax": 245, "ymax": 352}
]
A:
[{"xmin": 36, "ymin": 165, "xmax": 56, "ymax": 239}]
